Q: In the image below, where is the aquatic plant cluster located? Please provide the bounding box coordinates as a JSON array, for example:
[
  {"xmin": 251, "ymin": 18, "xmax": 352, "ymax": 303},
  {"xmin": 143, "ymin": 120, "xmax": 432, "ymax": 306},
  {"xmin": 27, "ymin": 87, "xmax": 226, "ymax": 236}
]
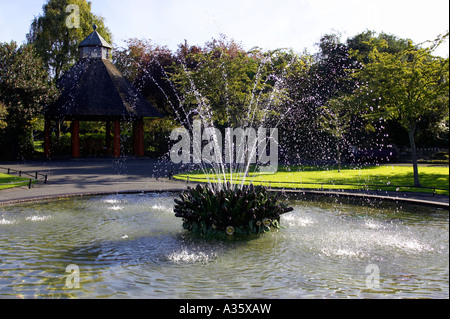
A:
[{"xmin": 174, "ymin": 183, "xmax": 293, "ymax": 236}]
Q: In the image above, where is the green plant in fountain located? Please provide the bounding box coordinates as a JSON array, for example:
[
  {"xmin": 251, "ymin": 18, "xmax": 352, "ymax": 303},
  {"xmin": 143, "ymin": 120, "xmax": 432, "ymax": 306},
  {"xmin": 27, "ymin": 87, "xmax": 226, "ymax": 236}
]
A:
[{"xmin": 174, "ymin": 183, "xmax": 294, "ymax": 236}]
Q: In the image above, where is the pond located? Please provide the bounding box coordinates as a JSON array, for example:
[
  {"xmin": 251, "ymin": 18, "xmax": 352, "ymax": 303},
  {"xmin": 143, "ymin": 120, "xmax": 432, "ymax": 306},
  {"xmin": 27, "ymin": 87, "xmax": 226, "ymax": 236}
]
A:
[{"xmin": 0, "ymin": 193, "xmax": 448, "ymax": 298}]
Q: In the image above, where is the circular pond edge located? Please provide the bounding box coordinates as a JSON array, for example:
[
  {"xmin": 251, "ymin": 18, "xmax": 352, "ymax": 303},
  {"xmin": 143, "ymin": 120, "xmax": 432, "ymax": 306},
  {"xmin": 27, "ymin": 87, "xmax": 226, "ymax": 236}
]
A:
[{"xmin": 0, "ymin": 187, "xmax": 448, "ymax": 209}]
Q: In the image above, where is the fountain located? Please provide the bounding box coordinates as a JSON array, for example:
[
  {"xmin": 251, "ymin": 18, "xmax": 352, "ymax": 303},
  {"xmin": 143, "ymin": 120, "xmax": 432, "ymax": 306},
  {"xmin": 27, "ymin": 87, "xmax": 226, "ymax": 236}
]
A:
[
  {"xmin": 0, "ymin": 38, "xmax": 448, "ymax": 300},
  {"xmin": 151, "ymin": 46, "xmax": 298, "ymax": 235}
]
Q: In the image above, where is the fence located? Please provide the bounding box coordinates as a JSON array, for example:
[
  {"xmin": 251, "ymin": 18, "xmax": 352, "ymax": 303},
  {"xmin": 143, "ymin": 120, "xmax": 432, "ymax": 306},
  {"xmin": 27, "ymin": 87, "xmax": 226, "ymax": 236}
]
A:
[{"xmin": 0, "ymin": 167, "xmax": 48, "ymax": 189}]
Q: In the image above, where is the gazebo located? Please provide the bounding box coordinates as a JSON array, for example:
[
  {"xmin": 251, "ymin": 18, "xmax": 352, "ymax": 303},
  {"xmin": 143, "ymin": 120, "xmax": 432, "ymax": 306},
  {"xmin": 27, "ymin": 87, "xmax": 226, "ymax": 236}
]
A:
[{"xmin": 44, "ymin": 25, "xmax": 162, "ymax": 158}]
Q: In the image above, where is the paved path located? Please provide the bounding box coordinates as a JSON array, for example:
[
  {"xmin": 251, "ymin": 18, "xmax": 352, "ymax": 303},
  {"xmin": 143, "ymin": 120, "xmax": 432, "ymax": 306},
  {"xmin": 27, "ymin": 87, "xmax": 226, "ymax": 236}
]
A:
[
  {"xmin": 0, "ymin": 158, "xmax": 448, "ymax": 208},
  {"xmin": 0, "ymin": 158, "xmax": 188, "ymax": 204}
]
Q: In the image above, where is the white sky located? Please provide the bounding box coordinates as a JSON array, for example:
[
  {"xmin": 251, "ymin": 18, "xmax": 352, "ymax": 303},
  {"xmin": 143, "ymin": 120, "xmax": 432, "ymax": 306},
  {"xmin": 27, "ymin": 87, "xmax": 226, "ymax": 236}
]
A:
[{"xmin": 0, "ymin": 0, "xmax": 449, "ymax": 57}]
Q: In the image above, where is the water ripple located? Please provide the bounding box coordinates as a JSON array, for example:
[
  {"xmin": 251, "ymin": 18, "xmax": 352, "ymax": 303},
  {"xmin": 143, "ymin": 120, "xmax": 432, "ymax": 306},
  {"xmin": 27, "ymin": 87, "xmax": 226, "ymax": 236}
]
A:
[{"xmin": 0, "ymin": 194, "xmax": 447, "ymax": 298}]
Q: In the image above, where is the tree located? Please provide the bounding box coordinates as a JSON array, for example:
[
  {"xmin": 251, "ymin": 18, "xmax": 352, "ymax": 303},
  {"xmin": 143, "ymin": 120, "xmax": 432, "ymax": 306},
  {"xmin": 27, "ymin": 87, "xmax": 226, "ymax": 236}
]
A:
[
  {"xmin": 113, "ymin": 38, "xmax": 181, "ymax": 157},
  {"xmin": 0, "ymin": 102, "xmax": 6, "ymax": 130},
  {"xmin": 27, "ymin": 0, "xmax": 112, "ymax": 80},
  {"xmin": 348, "ymin": 30, "xmax": 410, "ymax": 63},
  {"xmin": 352, "ymin": 33, "xmax": 449, "ymax": 187},
  {"xmin": 113, "ymin": 38, "xmax": 178, "ymax": 118},
  {"xmin": 169, "ymin": 36, "xmax": 288, "ymax": 128},
  {"xmin": 281, "ymin": 33, "xmax": 362, "ymax": 164},
  {"xmin": 0, "ymin": 42, "xmax": 58, "ymax": 159},
  {"xmin": 319, "ymin": 95, "xmax": 354, "ymax": 172},
  {"xmin": 315, "ymin": 34, "xmax": 364, "ymax": 168}
]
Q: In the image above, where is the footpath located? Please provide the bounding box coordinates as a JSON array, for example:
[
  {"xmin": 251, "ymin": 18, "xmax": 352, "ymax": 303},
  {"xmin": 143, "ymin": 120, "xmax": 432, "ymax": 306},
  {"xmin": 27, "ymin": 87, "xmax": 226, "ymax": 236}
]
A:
[
  {"xmin": 0, "ymin": 158, "xmax": 448, "ymax": 208},
  {"xmin": 0, "ymin": 158, "xmax": 187, "ymax": 205}
]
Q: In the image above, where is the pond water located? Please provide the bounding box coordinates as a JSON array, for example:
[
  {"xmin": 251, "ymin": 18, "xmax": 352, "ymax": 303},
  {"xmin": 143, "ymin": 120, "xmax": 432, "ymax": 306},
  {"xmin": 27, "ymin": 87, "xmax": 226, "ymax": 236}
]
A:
[{"xmin": 0, "ymin": 193, "xmax": 448, "ymax": 298}]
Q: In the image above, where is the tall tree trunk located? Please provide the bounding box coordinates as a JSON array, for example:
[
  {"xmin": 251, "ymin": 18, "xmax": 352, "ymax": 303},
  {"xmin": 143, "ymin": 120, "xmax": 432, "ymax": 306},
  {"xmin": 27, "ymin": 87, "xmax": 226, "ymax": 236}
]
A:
[{"xmin": 408, "ymin": 124, "xmax": 421, "ymax": 187}]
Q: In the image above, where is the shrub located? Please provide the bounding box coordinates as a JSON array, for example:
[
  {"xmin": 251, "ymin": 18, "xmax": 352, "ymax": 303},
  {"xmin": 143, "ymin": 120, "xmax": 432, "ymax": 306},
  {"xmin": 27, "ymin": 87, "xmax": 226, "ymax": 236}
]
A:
[
  {"xmin": 174, "ymin": 183, "xmax": 293, "ymax": 236},
  {"xmin": 431, "ymin": 151, "xmax": 449, "ymax": 160}
]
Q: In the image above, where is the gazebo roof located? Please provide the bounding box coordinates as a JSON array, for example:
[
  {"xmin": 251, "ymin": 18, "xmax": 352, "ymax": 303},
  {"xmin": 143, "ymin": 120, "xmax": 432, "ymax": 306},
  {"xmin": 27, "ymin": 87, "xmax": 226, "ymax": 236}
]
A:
[
  {"xmin": 78, "ymin": 24, "xmax": 113, "ymax": 49},
  {"xmin": 46, "ymin": 58, "xmax": 162, "ymax": 121},
  {"xmin": 45, "ymin": 24, "xmax": 162, "ymax": 121}
]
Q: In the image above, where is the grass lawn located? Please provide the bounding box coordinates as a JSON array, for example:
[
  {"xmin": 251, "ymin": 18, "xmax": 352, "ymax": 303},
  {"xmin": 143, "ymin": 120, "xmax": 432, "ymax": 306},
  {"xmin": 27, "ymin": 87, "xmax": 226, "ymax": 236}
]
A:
[
  {"xmin": 174, "ymin": 164, "xmax": 449, "ymax": 195},
  {"xmin": 0, "ymin": 173, "xmax": 34, "ymax": 190}
]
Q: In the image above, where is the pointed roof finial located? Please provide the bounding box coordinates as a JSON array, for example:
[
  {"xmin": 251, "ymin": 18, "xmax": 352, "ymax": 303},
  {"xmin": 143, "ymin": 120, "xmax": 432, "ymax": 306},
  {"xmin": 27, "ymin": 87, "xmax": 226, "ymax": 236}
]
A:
[{"xmin": 93, "ymin": 24, "xmax": 98, "ymax": 31}]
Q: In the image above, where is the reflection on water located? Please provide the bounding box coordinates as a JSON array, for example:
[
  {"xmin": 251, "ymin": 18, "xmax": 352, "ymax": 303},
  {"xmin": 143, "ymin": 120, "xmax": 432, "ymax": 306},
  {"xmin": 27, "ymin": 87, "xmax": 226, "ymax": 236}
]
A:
[{"xmin": 0, "ymin": 193, "xmax": 448, "ymax": 298}]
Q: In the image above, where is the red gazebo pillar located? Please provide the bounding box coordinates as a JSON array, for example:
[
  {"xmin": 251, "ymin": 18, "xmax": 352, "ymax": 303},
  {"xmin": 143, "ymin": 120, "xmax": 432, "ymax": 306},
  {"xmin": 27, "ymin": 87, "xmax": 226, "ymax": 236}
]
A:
[
  {"xmin": 105, "ymin": 121, "xmax": 111, "ymax": 156},
  {"xmin": 72, "ymin": 120, "xmax": 80, "ymax": 158},
  {"xmin": 133, "ymin": 119, "xmax": 145, "ymax": 157},
  {"xmin": 113, "ymin": 120, "xmax": 121, "ymax": 158},
  {"xmin": 44, "ymin": 118, "xmax": 51, "ymax": 157}
]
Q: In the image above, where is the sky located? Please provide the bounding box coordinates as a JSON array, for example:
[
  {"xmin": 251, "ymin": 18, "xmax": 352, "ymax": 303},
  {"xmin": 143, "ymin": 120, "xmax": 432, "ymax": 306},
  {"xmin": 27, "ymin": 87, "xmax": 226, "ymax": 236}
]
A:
[{"xmin": 0, "ymin": 0, "xmax": 449, "ymax": 57}]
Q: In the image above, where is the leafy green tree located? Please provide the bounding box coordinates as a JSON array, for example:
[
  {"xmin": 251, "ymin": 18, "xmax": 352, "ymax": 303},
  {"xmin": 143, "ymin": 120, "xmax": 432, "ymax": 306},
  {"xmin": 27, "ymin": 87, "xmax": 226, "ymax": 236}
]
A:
[
  {"xmin": 113, "ymin": 38, "xmax": 181, "ymax": 156},
  {"xmin": 345, "ymin": 31, "xmax": 416, "ymax": 150},
  {"xmin": 169, "ymin": 36, "xmax": 290, "ymax": 128},
  {"xmin": 282, "ymin": 33, "xmax": 362, "ymax": 164},
  {"xmin": 171, "ymin": 37, "xmax": 252, "ymax": 127},
  {"xmin": 352, "ymin": 33, "xmax": 449, "ymax": 186},
  {"xmin": 319, "ymin": 95, "xmax": 354, "ymax": 171},
  {"xmin": 0, "ymin": 102, "xmax": 6, "ymax": 130},
  {"xmin": 27, "ymin": 0, "xmax": 112, "ymax": 80},
  {"xmin": 0, "ymin": 42, "xmax": 58, "ymax": 159},
  {"xmin": 113, "ymin": 38, "xmax": 178, "ymax": 118},
  {"xmin": 348, "ymin": 30, "xmax": 410, "ymax": 63}
]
